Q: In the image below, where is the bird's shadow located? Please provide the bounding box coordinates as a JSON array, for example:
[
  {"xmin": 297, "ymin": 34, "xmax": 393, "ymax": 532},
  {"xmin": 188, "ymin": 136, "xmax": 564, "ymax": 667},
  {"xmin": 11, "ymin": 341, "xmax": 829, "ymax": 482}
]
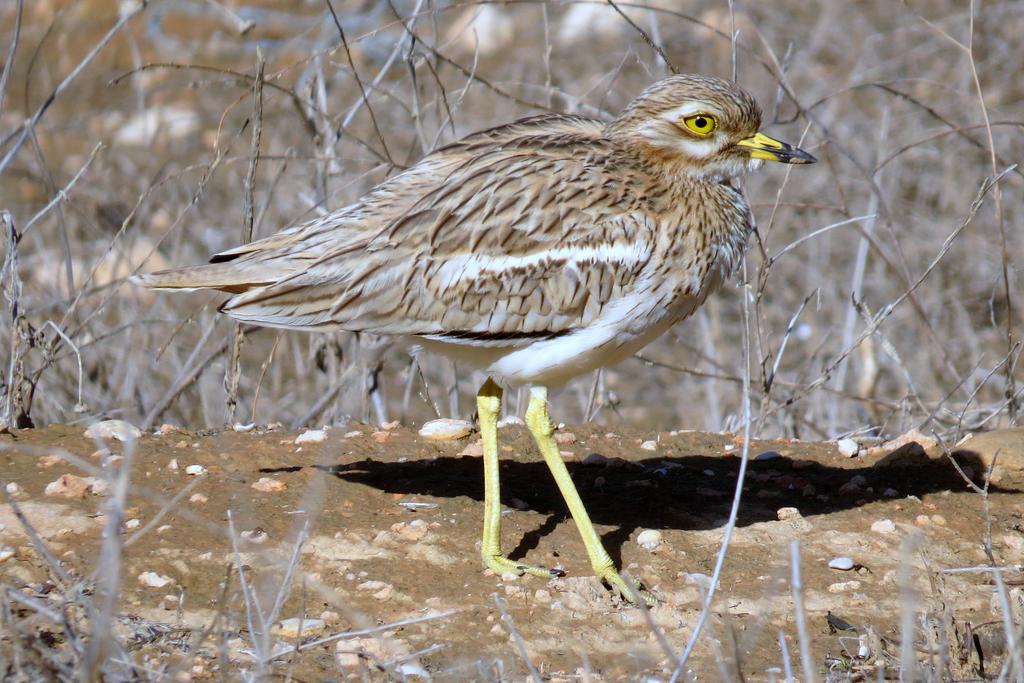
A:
[{"xmin": 264, "ymin": 447, "xmax": 1013, "ymax": 569}]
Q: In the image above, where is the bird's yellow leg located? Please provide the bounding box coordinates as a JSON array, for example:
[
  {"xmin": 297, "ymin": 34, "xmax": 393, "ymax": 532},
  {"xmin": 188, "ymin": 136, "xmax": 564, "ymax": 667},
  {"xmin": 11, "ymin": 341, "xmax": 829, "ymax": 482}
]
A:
[
  {"xmin": 525, "ymin": 387, "xmax": 653, "ymax": 605},
  {"xmin": 477, "ymin": 378, "xmax": 556, "ymax": 579}
]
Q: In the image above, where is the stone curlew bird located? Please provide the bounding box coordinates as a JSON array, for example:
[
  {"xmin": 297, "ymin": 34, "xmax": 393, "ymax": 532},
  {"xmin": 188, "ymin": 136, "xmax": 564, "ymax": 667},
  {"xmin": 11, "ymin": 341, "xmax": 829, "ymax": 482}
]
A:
[{"xmin": 136, "ymin": 74, "xmax": 816, "ymax": 603}]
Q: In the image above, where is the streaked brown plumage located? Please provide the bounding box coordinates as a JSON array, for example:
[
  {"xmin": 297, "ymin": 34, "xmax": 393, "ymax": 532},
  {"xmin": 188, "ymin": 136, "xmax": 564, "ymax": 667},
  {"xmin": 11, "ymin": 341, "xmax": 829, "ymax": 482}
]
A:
[{"xmin": 137, "ymin": 74, "xmax": 815, "ymax": 603}]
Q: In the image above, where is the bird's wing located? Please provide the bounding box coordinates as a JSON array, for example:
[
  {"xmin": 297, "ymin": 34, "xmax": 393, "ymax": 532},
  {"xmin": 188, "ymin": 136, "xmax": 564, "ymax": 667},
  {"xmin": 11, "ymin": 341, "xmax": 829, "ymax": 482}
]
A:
[{"xmin": 219, "ymin": 115, "xmax": 666, "ymax": 337}]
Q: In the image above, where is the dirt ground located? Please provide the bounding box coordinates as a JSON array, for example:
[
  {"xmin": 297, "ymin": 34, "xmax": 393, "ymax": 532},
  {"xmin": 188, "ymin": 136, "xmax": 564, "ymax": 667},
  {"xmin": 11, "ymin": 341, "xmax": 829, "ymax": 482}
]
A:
[{"xmin": 1, "ymin": 422, "xmax": 1022, "ymax": 680}]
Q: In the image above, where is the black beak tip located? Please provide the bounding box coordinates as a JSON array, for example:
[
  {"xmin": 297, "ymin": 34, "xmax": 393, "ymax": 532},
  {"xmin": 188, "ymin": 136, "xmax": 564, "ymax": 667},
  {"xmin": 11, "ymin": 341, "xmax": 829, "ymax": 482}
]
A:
[
  {"xmin": 799, "ymin": 151, "xmax": 818, "ymax": 164},
  {"xmin": 788, "ymin": 148, "xmax": 817, "ymax": 164}
]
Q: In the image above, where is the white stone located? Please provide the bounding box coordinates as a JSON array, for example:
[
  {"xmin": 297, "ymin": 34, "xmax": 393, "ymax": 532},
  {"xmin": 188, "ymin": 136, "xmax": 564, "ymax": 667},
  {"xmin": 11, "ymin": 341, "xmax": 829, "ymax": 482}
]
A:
[
  {"xmin": 85, "ymin": 419, "xmax": 141, "ymax": 442},
  {"xmin": 870, "ymin": 519, "xmax": 897, "ymax": 534},
  {"xmin": 640, "ymin": 440, "xmax": 658, "ymax": 451},
  {"xmin": 232, "ymin": 423, "xmax": 256, "ymax": 433},
  {"xmin": 828, "ymin": 580, "xmax": 861, "ymax": 593},
  {"xmin": 114, "ymin": 107, "xmax": 200, "ymax": 146},
  {"xmin": 418, "ymin": 419, "xmax": 473, "ymax": 441},
  {"xmin": 828, "ymin": 556, "xmax": 855, "ymax": 571},
  {"xmin": 138, "ymin": 571, "xmax": 174, "ymax": 588},
  {"xmin": 776, "ymin": 507, "xmax": 801, "ymax": 521},
  {"xmin": 240, "ymin": 529, "xmax": 268, "ymax": 544},
  {"xmin": 836, "ymin": 438, "xmax": 860, "ymax": 457},
  {"xmin": 0, "ymin": 546, "xmax": 14, "ymax": 563},
  {"xmin": 636, "ymin": 529, "xmax": 663, "ymax": 550},
  {"xmin": 184, "ymin": 464, "xmax": 207, "ymax": 476},
  {"xmin": 294, "ymin": 428, "xmax": 327, "ymax": 444}
]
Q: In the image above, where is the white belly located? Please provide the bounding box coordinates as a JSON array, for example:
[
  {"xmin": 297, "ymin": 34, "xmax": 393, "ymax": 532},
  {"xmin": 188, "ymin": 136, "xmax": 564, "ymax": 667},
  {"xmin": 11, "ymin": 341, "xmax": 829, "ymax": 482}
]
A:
[{"xmin": 415, "ymin": 277, "xmax": 719, "ymax": 388}]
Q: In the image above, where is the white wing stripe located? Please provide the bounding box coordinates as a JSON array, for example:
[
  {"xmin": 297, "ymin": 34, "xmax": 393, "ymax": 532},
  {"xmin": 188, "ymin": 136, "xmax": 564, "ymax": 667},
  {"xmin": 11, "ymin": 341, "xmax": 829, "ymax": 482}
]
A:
[{"xmin": 435, "ymin": 241, "xmax": 649, "ymax": 287}]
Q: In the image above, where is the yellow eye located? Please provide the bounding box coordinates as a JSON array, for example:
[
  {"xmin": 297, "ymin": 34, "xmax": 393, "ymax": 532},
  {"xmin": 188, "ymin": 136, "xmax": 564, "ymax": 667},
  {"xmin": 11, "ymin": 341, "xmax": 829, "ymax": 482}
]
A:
[{"xmin": 682, "ymin": 113, "xmax": 718, "ymax": 137}]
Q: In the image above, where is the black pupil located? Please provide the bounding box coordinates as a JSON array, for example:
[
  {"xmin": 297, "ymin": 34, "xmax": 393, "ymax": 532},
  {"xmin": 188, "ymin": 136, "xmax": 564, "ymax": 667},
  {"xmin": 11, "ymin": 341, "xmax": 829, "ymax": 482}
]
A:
[{"xmin": 694, "ymin": 116, "xmax": 708, "ymax": 129}]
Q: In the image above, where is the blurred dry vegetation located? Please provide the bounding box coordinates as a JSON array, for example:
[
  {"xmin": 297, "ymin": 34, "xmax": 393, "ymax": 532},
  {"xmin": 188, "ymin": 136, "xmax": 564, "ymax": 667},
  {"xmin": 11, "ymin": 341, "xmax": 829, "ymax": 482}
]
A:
[{"xmin": 1, "ymin": 0, "xmax": 1022, "ymax": 440}]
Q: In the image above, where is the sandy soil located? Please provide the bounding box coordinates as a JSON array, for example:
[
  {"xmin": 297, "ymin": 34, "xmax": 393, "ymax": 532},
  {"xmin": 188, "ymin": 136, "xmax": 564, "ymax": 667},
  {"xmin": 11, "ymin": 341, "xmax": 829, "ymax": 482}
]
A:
[{"xmin": 1, "ymin": 423, "xmax": 1022, "ymax": 680}]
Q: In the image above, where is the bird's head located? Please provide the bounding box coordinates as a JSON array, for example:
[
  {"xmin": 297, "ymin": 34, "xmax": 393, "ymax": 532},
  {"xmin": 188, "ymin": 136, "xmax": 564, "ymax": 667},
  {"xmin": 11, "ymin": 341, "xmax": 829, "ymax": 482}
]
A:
[{"xmin": 606, "ymin": 74, "xmax": 816, "ymax": 180}]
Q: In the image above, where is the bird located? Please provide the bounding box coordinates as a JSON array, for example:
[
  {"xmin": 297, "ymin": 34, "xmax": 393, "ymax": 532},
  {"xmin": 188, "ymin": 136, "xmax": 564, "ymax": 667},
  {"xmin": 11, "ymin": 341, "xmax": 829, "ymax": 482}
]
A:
[{"xmin": 135, "ymin": 74, "xmax": 816, "ymax": 604}]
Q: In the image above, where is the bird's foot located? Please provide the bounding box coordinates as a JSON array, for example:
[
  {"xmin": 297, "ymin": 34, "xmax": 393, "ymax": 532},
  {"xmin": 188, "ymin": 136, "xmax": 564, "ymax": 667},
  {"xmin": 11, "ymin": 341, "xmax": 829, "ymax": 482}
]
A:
[
  {"xmin": 484, "ymin": 554, "xmax": 563, "ymax": 579},
  {"xmin": 598, "ymin": 568, "xmax": 660, "ymax": 607}
]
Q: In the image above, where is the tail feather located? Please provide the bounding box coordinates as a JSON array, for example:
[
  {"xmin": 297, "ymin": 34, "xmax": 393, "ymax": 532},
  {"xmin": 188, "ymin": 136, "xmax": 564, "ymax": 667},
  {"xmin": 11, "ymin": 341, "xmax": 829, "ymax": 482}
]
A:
[{"xmin": 132, "ymin": 263, "xmax": 279, "ymax": 294}]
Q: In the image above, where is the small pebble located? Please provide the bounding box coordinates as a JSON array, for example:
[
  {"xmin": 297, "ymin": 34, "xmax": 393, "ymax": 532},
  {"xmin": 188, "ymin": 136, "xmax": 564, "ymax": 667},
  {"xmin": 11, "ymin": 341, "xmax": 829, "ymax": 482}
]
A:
[
  {"xmin": 930, "ymin": 514, "xmax": 947, "ymax": 526},
  {"xmin": 498, "ymin": 416, "xmax": 525, "ymax": 428},
  {"xmin": 138, "ymin": 571, "xmax": 174, "ymax": 588},
  {"xmin": 870, "ymin": 519, "xmax": 897, "ymax": 534},
  {"xmin": 554, "ymin": 432, "xmax": 577, "ymax": 445},
  {"xmin": 189, "ymin": 493, "xmax": 208, "ymax": 504},
  {"xmin": 85, "ymin": 419, "xmax": 142, "ymax": 442},
  {"xmin": 240, "ymin": 528, "xmax": 268, "ymax": 544},
  {"xmin": 755, "ymin": 450, "xmax": 782, "ymax": 461},
  {"xmin": 776, "ymin": 507, "xmax": 801, "ymax": 521},
  {"xmin": 44, "ymin": 474, "xmax": 90, "ymax": 498},
  {"xmin": 827, "ymin": 581, "xmax": 860, "ymax": 593},
  {"xmin": 418, "ymin": 418, "xmax": 473, "ymax": 441},
  {"xmin": 582, "ymin": 453, "xmax": 609, "ymax": 466},
  {"xmin": 273, "ymin": 617, "xmax": 326, "ymax": 639},
  {"xmin": 371, "ymin": 431, "xmax": 391, "ymax": 443},
  {"xmin": 828, "ymin": 580, "xmax": 861, "ymax": 593},
  {"xmin": 836, "ymin": 438, "xmax": 860, "ymax": 457},
  {"xmin": 232, "ymin": 423, "xmax": 256, "ymax": 433},
  {"xmin": 0, "ymin": 546, "xmax": 14, "ymax": 563},
  {"xmin": 167, "ymin": 458, "xmax": 179, "ymax": 471},
  {"xmin": 251, "ymin": 477, "xmax": 287, "ymax": 493},
  {"xmin": 184, "ymin": 464, "xmax": 207, "ymax": 476},
  {"xmin": 157, "ymin": 424, "xmax": 181, "ymax": 436},
  {"xmin": 158, "ymin": 594, "xmax": 180, "ymax": 610},
  {"xmin": 636, "ymin": 529, "xmax": 663, "ymax": 550},
  {"xmin": 343, "ymin": 430, "xmax": 362, "ymax": 438},
  {"xmin": 828, "ymin": 556, "xmax": 855, "ymax": 571},
  {"xmin": 124, "ymin": 518, "xmax": 140, "ymax": 530},
  {"xmin": 640, "ymin": 440, "xmax": 658, "ymax": 451},
  {"xmin": 294, "ymin": 429, "xmax": 327, "ymax": 444}
]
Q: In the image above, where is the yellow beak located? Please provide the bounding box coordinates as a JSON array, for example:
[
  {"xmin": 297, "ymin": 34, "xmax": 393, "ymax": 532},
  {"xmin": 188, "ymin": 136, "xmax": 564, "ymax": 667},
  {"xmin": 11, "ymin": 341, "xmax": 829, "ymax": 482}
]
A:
[{"xmin": 736, "ymin": 132, "xmax": 816, "ymax": 164}]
